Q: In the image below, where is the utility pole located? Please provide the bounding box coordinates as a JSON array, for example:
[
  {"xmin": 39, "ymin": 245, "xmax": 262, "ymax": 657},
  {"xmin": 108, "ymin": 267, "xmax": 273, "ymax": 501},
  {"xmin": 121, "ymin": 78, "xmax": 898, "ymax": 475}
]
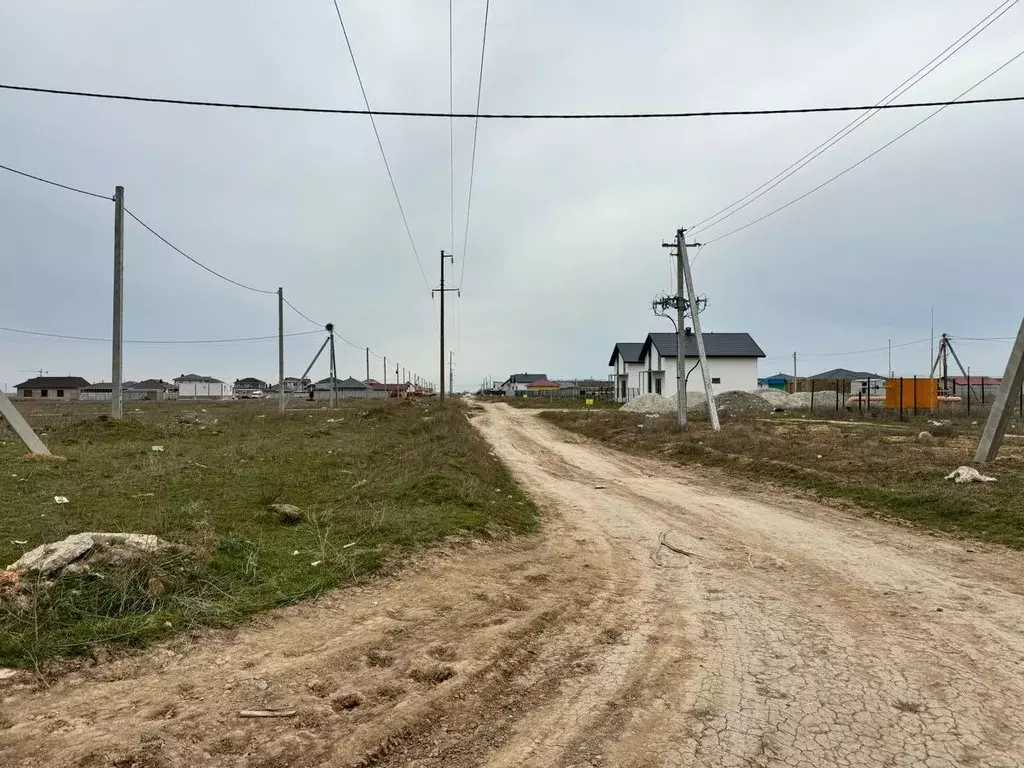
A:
[
  {"xmin": 365, "ymin": 347, "xmax": 370, "ymax": 382},
  {"xmin": 976, "ymin": 317, "xmax": 1024, "ymax": 462},
  {"xmin": 278, "ymin": 287, "xmax": 285, "ymax": 414},
  {"xmin": 432, "ymin": 250, "xmax": 458, "ymax": 401},
  {"xmin": 449, "ymin": 350, "xmax": 454, "ymax": 396},
  {"xmin": 327, "ymin": 323, "xmax": 337, "ymax": 408},
  {"xmin": 677, "ymin": 229, "xmax": 719, "ymax": 432},
  {"xmin": 793, "ymin": 351, "xmax": 798, "ymax": 393},
  {"xmin": 383, "ymin": 356, "xmax": 387, "ymax": 387},
  {"xmin": 888, "ymin": 338, "xmax": 892, "ymax": 378},
  {"xmin": 660, "ymin": 243, "xmax": 686, "ymax": 427},
  {"xmin": 111, "ymin": 185, "xmax": 125, "ymax": 420}
]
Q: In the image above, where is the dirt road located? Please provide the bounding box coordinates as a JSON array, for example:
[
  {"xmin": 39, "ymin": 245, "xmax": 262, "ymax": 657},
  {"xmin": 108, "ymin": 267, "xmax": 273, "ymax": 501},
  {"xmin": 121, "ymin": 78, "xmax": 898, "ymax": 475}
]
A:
[{"xmin": 4, "ymin": 403, "xmax": 1024, "ymax": 767}]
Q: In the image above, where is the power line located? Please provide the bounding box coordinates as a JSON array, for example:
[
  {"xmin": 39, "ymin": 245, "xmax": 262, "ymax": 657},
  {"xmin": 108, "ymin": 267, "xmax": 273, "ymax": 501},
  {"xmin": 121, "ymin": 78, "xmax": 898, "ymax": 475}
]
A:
[
  {"xmin": 3, "ymin": 82, "xmax": 1024, "ymax": 120},
  {"xmin": 282, "ymin": 297, "xmax": 322, "ymax": 328},
  {"xmin": 799, "ymin": 338, "xmax": 930, "ymax": 359},
  {"xmin": 124, "ymin": 208, "xmax": 277, "ymax": 294},
  {"xmin": 0, "ymin": 161, "xmax": 110, "ymax": 200},
  {"xmin": 0, "ymin": 325, "xmax": 320, "ymax": 344},
  {"xmin": 703, "ymin": 47, "xmax": 1024, "ymax": 246},
  {"xmin": 691, "ymin": 0, "xmax": 1018, "ymax": 236},
  {"xmin": 458, "ymin": 0, "xmax": 490, "ymax": 288},
  {"xmin": 328, "ymin": 0, "xmax": 431, "ymax": 292}
]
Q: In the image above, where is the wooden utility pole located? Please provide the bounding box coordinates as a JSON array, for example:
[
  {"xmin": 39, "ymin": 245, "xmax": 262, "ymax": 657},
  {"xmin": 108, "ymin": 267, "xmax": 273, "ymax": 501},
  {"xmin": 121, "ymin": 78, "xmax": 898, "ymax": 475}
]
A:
[
  {"xmin": 678, "ymin": 229, "xmax": 720, "ymax": 432},
  {"xmin": 111, "ymin": 185, "xmax": 125, "ymax": 420},
  {"xmin": 976, "ymin": 317, "xmax": 1024, "ymax": 462},
  {"xmin": 432, "ymin": 250, "xmax": 458, "ymax": 401},
  {"xmin": 278, "ymin": 287, "xmax": 285, "ymax": 414}
]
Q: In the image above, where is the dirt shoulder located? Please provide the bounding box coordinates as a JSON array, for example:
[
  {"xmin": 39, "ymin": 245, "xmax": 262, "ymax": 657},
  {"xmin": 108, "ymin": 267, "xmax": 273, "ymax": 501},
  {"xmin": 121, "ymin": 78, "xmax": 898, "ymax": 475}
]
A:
[
  {"xmin": 3, "ymin": 403, "xmax": 1023, "ymax": 767},
  {"xmin": 542, "ymin": 407, "xmax": 1024, "ymax": 548}
]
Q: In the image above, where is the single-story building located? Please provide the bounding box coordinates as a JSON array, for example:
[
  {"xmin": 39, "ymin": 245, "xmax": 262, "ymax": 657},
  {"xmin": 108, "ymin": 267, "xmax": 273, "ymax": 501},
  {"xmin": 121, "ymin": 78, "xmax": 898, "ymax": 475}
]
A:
[
  {"xmin": 129, "ymin": 379, "xmax": 178, "ymax": 401},
  {"xmin": 526, "ymin": 377, "xmax": 560, "ymax": 395},
  {"xmin": 758, "ymin": 372, "xmax": 793, "ymax": 391},
  {"xmin": 500, "ymin": 373, "xmax": 548, "ymax": 396},
  {"xmin": 608, "ymin": 342, "xmax": 645, "ymax": 403},
  {"xmin": 15, "ymin": 376, "xmax": 90, "ymax": 400},
  {"xmin": 234, "ymin": 377, "xmax": 268, "ymax": 398},
  {"xmin": 634, "ymin": 331, "xmax": 765, "ymax": 398},
  {"xmin": 174, "ymin": 374, "xmax": 232, "ymax": 399},
  {"xmin": 311, "ymin": 377, "xmax": 387, "ymax": 400}
]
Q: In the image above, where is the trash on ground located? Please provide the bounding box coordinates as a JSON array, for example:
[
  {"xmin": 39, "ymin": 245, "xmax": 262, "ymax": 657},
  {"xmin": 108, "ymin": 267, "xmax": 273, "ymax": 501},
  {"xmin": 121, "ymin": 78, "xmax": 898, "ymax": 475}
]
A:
[
  {"xmin": 310, "ymin": 560, "xmax": 322, "ymax": 567},
  {"xmin": 53, "ymin": 496, "xmax": 69, "ymax": 504},
  {"xmin": 945, "ymin": 466, "xmax": 996, "ymax": 484},
  {"xmin": 11, "ymin": 540, "xmax": 27, "ymax": 546},
  {"xmin": 151, "ymin": 445, "xmax": 165, "ymax": 452},
  {"xmin": 239, "ymin": 709, "xmax": 296, "ymax": 718}
]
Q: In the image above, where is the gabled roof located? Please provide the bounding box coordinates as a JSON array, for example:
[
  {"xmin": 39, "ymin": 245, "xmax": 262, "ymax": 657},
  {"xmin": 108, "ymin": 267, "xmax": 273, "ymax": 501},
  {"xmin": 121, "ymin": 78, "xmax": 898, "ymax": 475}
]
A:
[
  {"xmin": 640, "ymin": 332, "xmax": 765, "ymax": 361},
  {"xmin": 503, "ymin": 373, "xmax": 547, "ymax": 385},
  {"xmin": 15, "ymin": 376, "xmax": 90, "ymax": 390},
  {"xmin": 234, "ymin": 377, "xmax": 267, "ymax": 387},
  {"xmin": 608, "ymin": 342, "xmax": 644, "ymax": 366},
  {"xmin": 175, "ymin": 373, "xmax": 224, "ymax": 383},
  {"xmin": 527, "ymin": 378, "xmax": 559, "ymax": 389},
  {"xmin": 759, "ymin": 372, "xmax": 793, "ymax": 381},
  {"xmin": 808, "ymin": 368, "xmax": 885, "ymax": 380},
  {"xmin": 80, "ymin": 382, "xmax": 114, "ymax": 391},
  {"xmin": 314, "ymin": 376, "xmax": 368, "ymax": 389},
  {"xmin": 131, "ymin": 379, "xmax": 176, "ymax": 391}
]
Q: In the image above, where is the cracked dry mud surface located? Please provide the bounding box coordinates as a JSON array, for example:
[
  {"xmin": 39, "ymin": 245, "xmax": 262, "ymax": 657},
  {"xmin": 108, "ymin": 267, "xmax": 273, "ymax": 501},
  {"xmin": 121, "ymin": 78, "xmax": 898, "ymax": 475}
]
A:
[{"xmin": 3, "ymin": 403, "xmax": 1024, "ymax": 767}]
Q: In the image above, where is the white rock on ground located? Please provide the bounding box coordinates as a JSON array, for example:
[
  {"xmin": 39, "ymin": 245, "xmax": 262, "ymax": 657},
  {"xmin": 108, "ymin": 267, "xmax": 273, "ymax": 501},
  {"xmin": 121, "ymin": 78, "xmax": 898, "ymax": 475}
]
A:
[
  {"xmin": 6, "ymin": 532, "xmax": 167, "ymax": 576},
  {"xmin": 945, "ymin": 466, "xmax": 996, "ymax": 484}
]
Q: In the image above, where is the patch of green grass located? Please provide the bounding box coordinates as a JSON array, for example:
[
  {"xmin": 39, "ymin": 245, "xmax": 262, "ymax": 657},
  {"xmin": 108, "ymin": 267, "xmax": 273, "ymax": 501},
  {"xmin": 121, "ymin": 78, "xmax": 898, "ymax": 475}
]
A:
[
  {"xmin": 0, "ymin": 400, "xmax": 536, "ymax": 667},
  {"xmin": 541, "ymin": 410, "xmax": 1024, "ymax": 549}
]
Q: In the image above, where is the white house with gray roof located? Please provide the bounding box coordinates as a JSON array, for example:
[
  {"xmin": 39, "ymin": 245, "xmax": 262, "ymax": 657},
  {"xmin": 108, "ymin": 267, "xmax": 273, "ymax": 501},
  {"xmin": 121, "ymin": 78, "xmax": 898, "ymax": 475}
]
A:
[
  {"xmin": 608, "ymin": 342, "xmax": 646, "ymax": 403},
  {"xmin": 174, "ymin": 374, "xmax": 232, "ymax": 399},
  {"xmin": 624, "ymin": 331, "xmax": 765, "ymax": 399}
]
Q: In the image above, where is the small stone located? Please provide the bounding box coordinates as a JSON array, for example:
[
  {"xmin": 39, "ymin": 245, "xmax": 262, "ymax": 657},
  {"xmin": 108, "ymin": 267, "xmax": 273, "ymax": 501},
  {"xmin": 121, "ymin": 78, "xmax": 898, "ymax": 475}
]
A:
[
  {"xmin": 147, "ymin": 578, "xmax": 165, "ymax": 597},
  {"xmin": 330, "ymin": 692, "xmax": 362, "ymax": 712},
  {"xmin": 269, "ymin": 503, "xmax": 302, "ymax": 525},
  {"xmin": 918, "ymin": 431, "xmax": 933, "ymax": 441},
  {"xmin": 935, "ymin": 607, "xmax": 944, "ymax": 612}
]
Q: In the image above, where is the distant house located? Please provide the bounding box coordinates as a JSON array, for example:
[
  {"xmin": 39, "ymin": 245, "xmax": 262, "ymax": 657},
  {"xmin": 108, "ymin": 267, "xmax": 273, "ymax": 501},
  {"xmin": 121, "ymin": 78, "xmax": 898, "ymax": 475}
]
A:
[
  {"xmin": 500, "ymin": 373, "xmax": 548, "ymax": 396},
  {"xmin": 758, "ymin": 372, "xmax": 793, "ymax": 391},
  {"xmin": 634, "ymin": 331, "xmax": 765, "ymax": 398},
  {"xmin": 311, "ymin": 377, "xmax": 386, "ymax": 400},
  {"xmin": 807, "ymin": 369, "xmax": 886, "ymax": 397},
  {"xmin": 526, "ymin": 378, "xmax": 560, "ymax": 395},
  {"xmin": 15, "ymin": 376, "xmax": 90, "ymax": 400},
  {"xmin": 234, "ymin": 377, "xmax": 269, "ymax": 398},
  {"xmin": 174, "ymin": 374, "xmax": 232, "ymax": 399},
  {"xmin": 129, "ymin": 379, "xmax": 178, "ymax": 401},
  {"xmin": 608, "ymin": 342, "xmax": 645, "ymax": 403}
]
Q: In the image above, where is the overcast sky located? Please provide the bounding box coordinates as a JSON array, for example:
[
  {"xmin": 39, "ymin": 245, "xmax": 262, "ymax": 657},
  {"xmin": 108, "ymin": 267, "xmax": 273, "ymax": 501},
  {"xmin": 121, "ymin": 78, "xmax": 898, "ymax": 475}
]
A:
[{"xmin": 2, "ymin": 1, "xmax": 1023, "ymax": 391}]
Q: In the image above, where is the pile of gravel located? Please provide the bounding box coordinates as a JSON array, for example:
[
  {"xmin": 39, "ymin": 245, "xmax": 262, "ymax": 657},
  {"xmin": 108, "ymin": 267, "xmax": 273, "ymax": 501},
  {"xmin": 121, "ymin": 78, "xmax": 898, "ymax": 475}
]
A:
[
  {"xmin": 716, "ymin": 390, "xmax": 774, "ymax": 415},
  {"xmin": 621, "ymin": 394, "xmax": 676, "ymax": 414}
]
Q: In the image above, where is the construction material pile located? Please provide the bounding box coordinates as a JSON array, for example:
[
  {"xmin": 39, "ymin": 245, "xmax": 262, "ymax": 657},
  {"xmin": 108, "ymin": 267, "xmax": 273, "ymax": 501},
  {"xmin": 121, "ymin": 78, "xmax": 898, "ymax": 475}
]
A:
[
  {"xmin": 716, "ymin": 391, "xmax": 775, "ymax": 415},
  {"xmin": 621, "ymin": 394, "xmax": 676, "ymax": 414}
]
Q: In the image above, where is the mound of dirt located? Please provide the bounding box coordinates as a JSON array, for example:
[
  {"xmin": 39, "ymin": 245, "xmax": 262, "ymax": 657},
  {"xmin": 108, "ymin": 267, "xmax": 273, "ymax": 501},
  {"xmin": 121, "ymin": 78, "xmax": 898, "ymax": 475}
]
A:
[{"xmin": 621, "ymin": 394, "xmax": 676, "ymax": 414}]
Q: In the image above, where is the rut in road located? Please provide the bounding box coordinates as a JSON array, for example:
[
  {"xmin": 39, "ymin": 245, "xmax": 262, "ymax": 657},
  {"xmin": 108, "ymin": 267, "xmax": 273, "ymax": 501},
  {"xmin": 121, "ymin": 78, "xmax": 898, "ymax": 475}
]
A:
[{"xmin": 3, "ymin": 402, "xmax": 1024, "ymax": 767}]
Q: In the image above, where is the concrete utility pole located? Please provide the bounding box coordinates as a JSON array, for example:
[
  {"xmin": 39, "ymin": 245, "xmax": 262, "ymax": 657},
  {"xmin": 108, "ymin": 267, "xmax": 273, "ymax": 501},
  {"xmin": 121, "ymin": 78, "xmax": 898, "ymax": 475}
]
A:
[
  {"xmin": 383, "ymin": 356, "xmax": 387, "ymax": 387},
  {"xmin": 111, "ymin": 185, "xmax": 125, "ymax": 420},
  {"xmin": 432, "ymin": 250, "xmax": 458, "ymax": 401},
  {"xmin": 278, "ymin": 287, "xmax": 285, "ymax": 414},
  {"xmin": 327, "ymin": 323, "xmax": 337, "ymax": 408},
  {"xmin": 660, "ymin": 242, "xmax": 687, "ymax": 427},
  {"xmin": 449, "ymin": 350, "xmax": 454, "ymax": 396},
  {"xmin": 0, "ymin": 392, "xmax": 50, "ymax": 455},
  {"xmin": 365, "ymin": 347, "xmax": 370, "ymax": 382},
  {"xmin": 976, "ymin": 317, "xmax": 1024, "ymax": 462},
  {"xmin": 678, "ymin": 228, "xmax": 720, "ymax": 432},
  {"xmin": 793, "ymin": 351, "xmax": 797, "ymax": 392}
]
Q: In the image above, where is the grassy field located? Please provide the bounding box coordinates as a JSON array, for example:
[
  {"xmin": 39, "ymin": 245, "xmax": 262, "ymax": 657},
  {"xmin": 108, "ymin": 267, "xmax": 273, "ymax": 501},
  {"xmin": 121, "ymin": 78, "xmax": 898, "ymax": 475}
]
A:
[
  {"xmin": 0, "ymin": 399, "xmax": 536, "ymax": 668},
  {"xmin": 542, "ymin": 409, "xmax": 1024, "ymax": 548}
]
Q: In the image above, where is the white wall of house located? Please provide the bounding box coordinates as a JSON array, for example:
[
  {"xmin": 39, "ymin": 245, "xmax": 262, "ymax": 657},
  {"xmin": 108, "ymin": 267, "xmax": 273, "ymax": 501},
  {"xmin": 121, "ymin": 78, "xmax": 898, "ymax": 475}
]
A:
[
  {"xmin": 610, "ymin": 358, "xmax": 645, "ymax": 402},
  {"xmin": 638, "ymin": 355, "xmax": 759, "ymax": 398},
  {"xmin": 501, "ymin": 381, "xmax": 530, "ymax": 396},
  {"xmin": 177, "ymin": 381, "xmax": 232, "ymax": 398}
]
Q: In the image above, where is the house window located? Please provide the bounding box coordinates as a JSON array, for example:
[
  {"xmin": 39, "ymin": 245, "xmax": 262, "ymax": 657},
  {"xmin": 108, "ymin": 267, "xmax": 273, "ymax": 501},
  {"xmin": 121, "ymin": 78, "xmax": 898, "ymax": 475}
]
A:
[
  {"xmin": 655, "ymin": 377, "xmax": 662, "ymax": 395},
  {"xmin": 711, "ymin": 377, "xmax": 721, "ymax": 385},
  {"xmin": 41, "ymin": 389, "xmax": 49, "ymax": 398},
  {"xmin": 57, "ymin": 389, "xmax": 65, "ymax": 398},
  {"xmin": 22, "ymin": 389, "xmax": 32, "ymax": 397}
]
